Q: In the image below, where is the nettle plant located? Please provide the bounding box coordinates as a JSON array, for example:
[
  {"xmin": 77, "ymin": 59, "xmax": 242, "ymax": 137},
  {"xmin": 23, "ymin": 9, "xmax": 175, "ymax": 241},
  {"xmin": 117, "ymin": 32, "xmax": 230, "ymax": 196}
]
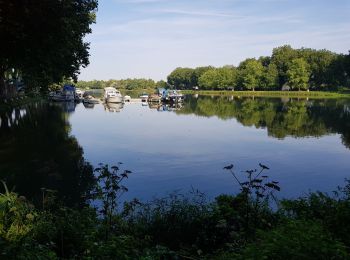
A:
[{"xmin": 223, "ymin": 163, "xmax": 280, "ymax": 233}]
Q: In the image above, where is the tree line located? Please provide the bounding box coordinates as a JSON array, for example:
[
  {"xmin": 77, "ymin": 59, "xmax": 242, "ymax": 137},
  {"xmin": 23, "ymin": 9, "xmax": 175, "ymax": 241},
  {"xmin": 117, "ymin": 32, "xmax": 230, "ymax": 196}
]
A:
[
  {"xmin": 75, "ymin": 78, "xmax": 167, "ymax": 90},
  {"xmin": 77, "ymin": 45, "xmax": 350, "ymax": 92},
  {"xmin": 167, "ymin": 45, "xmax": 350, "ymax": 91}
]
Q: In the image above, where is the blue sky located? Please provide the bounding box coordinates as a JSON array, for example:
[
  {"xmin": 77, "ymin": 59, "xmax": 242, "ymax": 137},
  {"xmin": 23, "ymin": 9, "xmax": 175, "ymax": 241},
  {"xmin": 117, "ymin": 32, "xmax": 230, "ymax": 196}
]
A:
[{"xmin": 79, "ymin": 0, "xmax": 350, "ymax": 81}]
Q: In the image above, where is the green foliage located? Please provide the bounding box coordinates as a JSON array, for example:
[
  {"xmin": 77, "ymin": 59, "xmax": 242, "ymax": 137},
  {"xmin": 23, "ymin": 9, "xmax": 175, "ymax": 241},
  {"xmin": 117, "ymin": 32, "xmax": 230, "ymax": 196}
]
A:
[
  {"xmin": 286, "ymin": 58, "xmax": 311, "ymax": 91},
  {"xmin": 198, "ymin": 67, "xmax": 237, "ymax": 90},
  {"xmin": 0, "ymin": 0, "xmax": 98, "ymax": 93},
  {"xmin": 238, "ymin": 59, "xmax": 264, "ymax": 91},
  {"xmin": 165, "ymin": 45, "xmax": 349, "ymax": 92},
  {"xmin": 280, "ymin": 181, "xmax": 350, "ymax": 248},
  {"xmin": 76, "ymin": 78, "xmax": 156, "ymax": 90},
  {"xmin": 167, "ymin": 67, "xmax": 195, "ymax": 89},
  {"xmin": 0, "ymin": 182, "xmax": 36, "ymax": 242},
  {"xmin": 1, "ymin": 178, "xmax": 350, "ymax": 259},
  {"xmin": 261, "ymin": 63, "xmax": 279, "ymax": 90},
  {"xmin": 223, "ymin": 164, "xmax": 280, "ymax": 236},
  {"xmin": 93, "ymin": 164, "xmax": 132, "ymax": 239},
  {"xmin": 237, "ymin": 220, "xmax": 348, "ymax": 259}
]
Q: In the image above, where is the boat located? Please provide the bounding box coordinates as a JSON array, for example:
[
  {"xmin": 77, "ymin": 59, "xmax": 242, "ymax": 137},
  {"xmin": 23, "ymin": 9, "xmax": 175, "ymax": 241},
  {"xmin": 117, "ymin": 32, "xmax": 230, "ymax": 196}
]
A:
[
  {"xmin": 123, "ymin": 95, "xmax": 131, "ymax": 102},
  {"xmin": 140, "ymin": 93, "xmax": 149, "ymax": 102},
  {"xmin": 83, "ymin": 95, "xmax": 100, "ymax": 104},
  {"xmin": 104, "ymin": 87, "xmax": 123, "ymax": 103},
  {"xmin": 161, "ymin": 89, "xmax": 184, "ymax": 103},
  {"xmin": 148, "ymin": 93, "xmax": 162, "ymax": 103},
  {"xmin": 75, "ymin": 88, "xmax": 84, "ymax": 101},
  {"xmin": 50, "ymin": 84, "xmax": 75, "ymax": 102}
]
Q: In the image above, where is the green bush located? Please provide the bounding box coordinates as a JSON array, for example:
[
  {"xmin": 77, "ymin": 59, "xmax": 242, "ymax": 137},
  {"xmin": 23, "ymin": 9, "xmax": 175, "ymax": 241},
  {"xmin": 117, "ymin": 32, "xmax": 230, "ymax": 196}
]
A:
[{"xmin": 237, "ymin": 220, "xmax": 348, "ymax": 259}]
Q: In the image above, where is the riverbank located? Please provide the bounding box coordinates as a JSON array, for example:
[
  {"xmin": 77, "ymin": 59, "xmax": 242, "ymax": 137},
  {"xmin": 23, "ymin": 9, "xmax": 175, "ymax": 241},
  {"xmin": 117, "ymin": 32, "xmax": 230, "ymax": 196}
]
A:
[
  {"xmin": 1, "ymin": 173, "xmax": 350, "ymax": 259},
  {"xmin": 182, "ymin": 90, "xmax": 350, "ymax": 98}
]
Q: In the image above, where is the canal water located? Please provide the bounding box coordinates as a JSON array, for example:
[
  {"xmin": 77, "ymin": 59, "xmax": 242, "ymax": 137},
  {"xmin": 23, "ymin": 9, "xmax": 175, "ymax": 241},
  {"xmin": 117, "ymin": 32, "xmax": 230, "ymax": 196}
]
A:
[{"xmin": 1, "ymin": 96, "xmax": 350, "ymax": 204}]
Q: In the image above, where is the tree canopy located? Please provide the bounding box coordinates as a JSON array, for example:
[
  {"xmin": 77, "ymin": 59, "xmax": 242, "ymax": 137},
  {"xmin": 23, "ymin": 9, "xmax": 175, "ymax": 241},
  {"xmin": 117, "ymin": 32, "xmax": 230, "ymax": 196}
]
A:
[
  {"xmin": 286, "ymin": 58, "xmax": 311, "ymax": 91},
  {"xmin": 165, "ymin": 45, "xmax": 350, "ymax": 91},
  {"xmin": 0, "ymin": 0, "xmax": 98, "ymax": 96}
]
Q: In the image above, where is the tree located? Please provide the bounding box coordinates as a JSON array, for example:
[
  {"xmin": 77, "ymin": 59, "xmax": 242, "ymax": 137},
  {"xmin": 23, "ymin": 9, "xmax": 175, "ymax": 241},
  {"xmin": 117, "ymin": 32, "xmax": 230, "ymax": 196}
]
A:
[
  {"xmin": 0, "ymin": 1, "xmax": 98, "ymax": 97},
  {"xmin": 192, "ymin": 66, "xmax": 214, "ymax": 88},
  {"xmin": 238, "ymin": 59, "xmax": 264, "ymax": 91},
  {"xmin": 167, "ymin": 68, "xmax": 195, "ymax": 89},
  {"xmin": 198, "ymin": 67, "xmax": 237, "ymax": 90},
  {"xmin": 286, "ymin": 58, "xmax": 310, "ymax": 91},
  {"xmin": 271, "ymin": 45, "xmax": 299, "ymax": 87},
  {"xmin": 261, "ymin": 63, "xmax": 279, "ymax": 90},
  {"xmin": 156, "ymin": 80, "xmax": 168, "ymax": 88}
]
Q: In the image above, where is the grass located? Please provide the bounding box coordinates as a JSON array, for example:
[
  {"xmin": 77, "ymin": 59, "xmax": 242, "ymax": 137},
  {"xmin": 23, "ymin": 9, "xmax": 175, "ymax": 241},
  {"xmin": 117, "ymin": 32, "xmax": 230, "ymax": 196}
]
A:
[{"xmin": 181, "ymin": 90, "xmax": 350, "ymax": 98}]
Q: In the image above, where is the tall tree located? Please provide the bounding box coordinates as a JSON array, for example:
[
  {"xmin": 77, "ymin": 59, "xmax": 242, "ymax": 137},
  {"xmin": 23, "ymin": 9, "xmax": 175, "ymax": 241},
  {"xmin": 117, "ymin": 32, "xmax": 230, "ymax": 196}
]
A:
[
  {"xmin": 261, "ymin": 63, "xmax": 279, "ymax": 90},
  {"xmin": 271, "ymin": 45, "xmax": 299, "ymax": 87},
  {"xmin": 167, "ymin": 68, "xmax": 195, "ymax": 89},
  {"xmin": 0, "ymin": 0, "xmax": 98, "ymax": 97},
  {"xmin": 286, "ymin": 58, "xmax": 310, "ymax": 91},
  {"xmin": 238, "ymin": 59, "xmax": 264, "ymax": 91}
]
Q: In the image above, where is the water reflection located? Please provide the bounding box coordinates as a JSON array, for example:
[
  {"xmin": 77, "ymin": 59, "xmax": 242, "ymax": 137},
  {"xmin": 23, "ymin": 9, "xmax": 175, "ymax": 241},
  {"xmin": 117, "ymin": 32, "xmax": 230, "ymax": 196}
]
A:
[
  {"xmin": 0, "ymin": 102, "xmax": 95, "ymax": 207},
  {"xmin": 104, "ymin": 102, "xmax": 124, "ymax": 112},
  {"xmin": 148, "ymin": 103, "xmax": 183, "ymax": 111},
  {"xmin": 1, "ymin": 96, "xmax": 350, "ymax": 203},
  {"xmin": 178, "ymin": 96, "xmax": 350, "ymax": 148}
]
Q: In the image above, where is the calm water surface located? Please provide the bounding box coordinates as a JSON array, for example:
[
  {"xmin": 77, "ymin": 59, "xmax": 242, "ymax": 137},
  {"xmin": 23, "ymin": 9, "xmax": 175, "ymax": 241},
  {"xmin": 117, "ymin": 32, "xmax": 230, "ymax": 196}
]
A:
[{"xmin": 1, "ymin": 96, "xmax": 350, "ymax": 203}]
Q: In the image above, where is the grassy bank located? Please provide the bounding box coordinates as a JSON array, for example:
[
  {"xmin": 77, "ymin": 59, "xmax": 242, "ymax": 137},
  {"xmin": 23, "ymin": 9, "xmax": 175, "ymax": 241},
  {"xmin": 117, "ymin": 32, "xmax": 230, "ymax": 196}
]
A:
[{"xmin": 182, "ymin": 90, "xmax": 350, "ymax": 98}]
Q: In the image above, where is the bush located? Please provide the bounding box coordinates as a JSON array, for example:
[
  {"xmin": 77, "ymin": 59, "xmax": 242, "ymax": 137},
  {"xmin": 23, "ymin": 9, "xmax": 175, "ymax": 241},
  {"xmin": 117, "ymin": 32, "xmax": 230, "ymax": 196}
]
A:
[{"xmin": 236, "ymin": 220, "xmax": 348, "ymax": 259}]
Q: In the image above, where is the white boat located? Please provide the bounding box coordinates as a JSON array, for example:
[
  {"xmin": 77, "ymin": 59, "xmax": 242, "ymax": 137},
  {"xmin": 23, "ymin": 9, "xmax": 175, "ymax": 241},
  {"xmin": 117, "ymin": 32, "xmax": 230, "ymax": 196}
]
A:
[
  {"xmin": 123, "ymin": 95, "xmax": 131, "ymax": 102},
  {"xmin": 75, "ymin": 88, "xmax": 84, "ymax": 101},
  {"xmin": 140, "ymin": 93, "xmax": 149, "ymax": 102},
  {"xmin": 104, "ymin": 87, "xmax": 123, "ymax": 103}
]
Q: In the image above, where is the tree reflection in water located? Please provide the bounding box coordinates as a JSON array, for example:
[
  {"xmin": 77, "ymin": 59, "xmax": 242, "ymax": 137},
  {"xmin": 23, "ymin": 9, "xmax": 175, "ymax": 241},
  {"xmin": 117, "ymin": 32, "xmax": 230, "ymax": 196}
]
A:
[
  {"xmin": 178, "ymin": 96, "xmax": 350, "ymax": 148},
  {"xmin": 0, "ymin": 102, "xmax": 95, "ymax": 207}
]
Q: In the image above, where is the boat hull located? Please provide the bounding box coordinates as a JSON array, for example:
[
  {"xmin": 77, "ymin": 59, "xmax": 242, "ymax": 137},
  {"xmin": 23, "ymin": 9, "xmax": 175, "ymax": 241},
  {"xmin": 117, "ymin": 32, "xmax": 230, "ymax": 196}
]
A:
[{"xmin": 51, "ymin": 95, "xmax": 75, "ymax": 102}]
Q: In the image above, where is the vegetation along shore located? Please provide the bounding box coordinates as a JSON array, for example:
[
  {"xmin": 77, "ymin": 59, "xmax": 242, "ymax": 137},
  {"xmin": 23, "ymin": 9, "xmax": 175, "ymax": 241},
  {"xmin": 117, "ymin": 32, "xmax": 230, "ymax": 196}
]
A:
[
  {"xmin": 1, "ymin": 164, "xmax": 350, "ymax": 259},
  {"xmin": 76, "ymin": 45, "xmax": 350, "ymax": 94}
]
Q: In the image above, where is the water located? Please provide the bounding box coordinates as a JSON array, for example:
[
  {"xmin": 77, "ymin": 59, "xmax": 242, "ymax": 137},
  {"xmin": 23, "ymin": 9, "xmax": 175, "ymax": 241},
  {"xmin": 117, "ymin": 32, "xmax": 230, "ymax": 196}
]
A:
[{"xmin": 1, "ymin": 96, "xmax": 350, "ymax": 204}]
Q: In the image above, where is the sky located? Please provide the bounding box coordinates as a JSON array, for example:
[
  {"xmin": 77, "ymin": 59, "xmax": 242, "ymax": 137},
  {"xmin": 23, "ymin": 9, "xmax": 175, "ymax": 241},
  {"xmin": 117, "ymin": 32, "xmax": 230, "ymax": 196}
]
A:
[{"xmin": 78, "ymin": 0, "xmax": 350, "ymax": 81}]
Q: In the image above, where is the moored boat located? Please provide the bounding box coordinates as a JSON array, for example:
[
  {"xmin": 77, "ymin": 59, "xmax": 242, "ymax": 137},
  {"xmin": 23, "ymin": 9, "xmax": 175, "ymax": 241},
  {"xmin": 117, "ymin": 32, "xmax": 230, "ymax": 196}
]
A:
[
  {"xmin": 123, "ymin": 95, "xmax": 131, "ymax": 102},
  {"xmin": 75, "ymin": 88, "xmax": 84, "ymax": 101},
  {"xmin": 148, "ymin": 93, "xmax": 162, "ymax": 103},
  {"xmin": 50, "ymin": 84, "xmax": 75, "ymax": 102},
  {"xmin": 104, "ymin": 87, "xmax": 123, "ymax": 103},
  {"xmin": 140, "ymin": 93, "xmax": 149, "ymax": 102},
  {"xmin": 161, "ymin": 89, "xmax": 184, "ymax": 103}
]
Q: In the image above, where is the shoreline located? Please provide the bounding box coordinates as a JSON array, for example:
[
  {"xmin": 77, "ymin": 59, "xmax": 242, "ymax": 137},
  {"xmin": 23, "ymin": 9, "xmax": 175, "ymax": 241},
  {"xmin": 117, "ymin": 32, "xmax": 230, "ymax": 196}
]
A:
[{"xmin": 181, "ymin": 90, "xmax": 350, "ymax": 98}]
